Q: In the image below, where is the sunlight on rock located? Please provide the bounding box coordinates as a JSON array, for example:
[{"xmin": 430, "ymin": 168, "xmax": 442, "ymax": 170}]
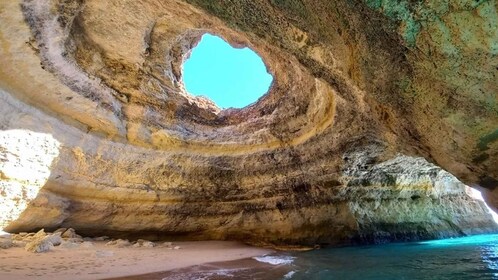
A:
[
  {"xmin": 466, "ymin": 186, "xmax": 498, "ymax": 224},
  {"xmin": 0, "ymin": 130, "xmax": 61, "ymax": 231}
]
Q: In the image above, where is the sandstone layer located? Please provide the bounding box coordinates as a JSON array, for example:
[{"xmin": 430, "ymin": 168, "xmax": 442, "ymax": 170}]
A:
[{"xmin": 0, "ymin": 0, "xmax": 497, "ymax": 246}]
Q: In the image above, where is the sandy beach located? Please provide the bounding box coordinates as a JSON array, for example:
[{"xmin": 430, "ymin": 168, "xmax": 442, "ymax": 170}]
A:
[{"xmin": 0, "ymin": 240, "xmax": 272, "ymax": 280}]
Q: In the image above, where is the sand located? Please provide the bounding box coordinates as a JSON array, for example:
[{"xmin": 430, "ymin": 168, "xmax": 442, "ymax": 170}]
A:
[
  {"xmin": 0, "ymin": 240, "xmax": 273, "ymax": 280},
  {"xmin": 113, "ymin": 256, "xmax": 293, "ymax": 280}
]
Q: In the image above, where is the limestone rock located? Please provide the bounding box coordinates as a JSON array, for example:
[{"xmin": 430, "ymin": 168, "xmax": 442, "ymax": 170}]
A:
[
  {"xmin": 53, "ymin": 228, "xmax": 67, "ymax": 235},
  {"xmin": 44, "ymin": 233, "xmax": 62, "ymax": 246},
  {"xmin": 61, "ymin": 228, "xmax": 81, "ymax": 239},
  {"xmin": 106, "ymin": 239, "xmax": 131, "ymax": 248},
  {"xmin": 12, "ymin": 240, "xmax": 27, "ymax": 248},
  {"xmin": 59, "ymin": 240, "xmax": 80, "ymax": 249},
  {"xmin": 133, "ymin": 239, "xmax": 156, "ymax": 248},
  {"xmin": 0, "ymin": 0, "xmax": 496, "ymax": 247},
  {"xmin": 25, "ymin": 238, "xmax": 52, "ymax": 253},
  {"xmin": 25, "ymin": 240, "xmax": 53, "ymax": 253},
  {"xmin": 24, "ymin": 231, "xmax": 62, "ymax": 253},
  {"xmin": 93, "ymin": 236, "xmax": 109, "ymax": 241},
  {"xmin": 66, "ymin": 238, "xmax": 84, "ymax": 244},
  {"xmin": 32, "ymin": 229, "xmax": 46, "ymax": 239},
  {"xmin": 0, "ymin": 237, "xmax": 13, "ymax": 249},
  {"xmin": 342, "ymin": 152, "xmax": 498, "ymax": 243},
  {"xmin": 142, "ymin": 241, "xmax": 156, "ymax": 248}
]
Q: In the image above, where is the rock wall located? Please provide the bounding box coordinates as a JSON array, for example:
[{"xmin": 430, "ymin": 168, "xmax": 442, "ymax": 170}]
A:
[{"xmin": 0, "ymin": 0, "xmax": 497, "ymax": 246}]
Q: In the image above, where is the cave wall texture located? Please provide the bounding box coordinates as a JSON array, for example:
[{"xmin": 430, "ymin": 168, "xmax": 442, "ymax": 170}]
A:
[{"xmin": 0, "ymin": 0, "xmax": 497, "ymax": 246}]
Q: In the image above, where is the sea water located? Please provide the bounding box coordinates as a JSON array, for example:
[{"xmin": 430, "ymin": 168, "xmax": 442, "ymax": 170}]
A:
[
  {"xmin": 279, "ymin": 234, "xmax": 498, "ymax": 280},
  {"xmin": 156, "ymin": 234, "xmax": 498, "ymax": 280}
]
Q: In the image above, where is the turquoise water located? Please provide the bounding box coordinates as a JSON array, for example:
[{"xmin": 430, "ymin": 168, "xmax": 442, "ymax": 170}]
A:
[
  {"xmin": 149, "ymin": 234, "xmax": 498, "ymax": 280},
  {"xmin": 118, "ymin": 234, "xmax": 498, "ymax": 279},
  {"xmin": 283, "ymin": 234, "xmax": 498, "ymax": 280}
]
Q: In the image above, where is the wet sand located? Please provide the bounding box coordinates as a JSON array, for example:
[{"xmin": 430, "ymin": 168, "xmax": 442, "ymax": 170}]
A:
[
  {"xmin": 109, "ymin": 257, "xmax": 293, "ymax": 280},
  {"xmin": 0, "ymin": 240, "xmax": 272, "ymax": 280}
]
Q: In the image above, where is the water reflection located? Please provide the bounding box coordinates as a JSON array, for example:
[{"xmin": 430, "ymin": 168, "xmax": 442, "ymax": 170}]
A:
[{"xmin": 480, "ymin": 241, "xmax": 498, "ymax": 279}]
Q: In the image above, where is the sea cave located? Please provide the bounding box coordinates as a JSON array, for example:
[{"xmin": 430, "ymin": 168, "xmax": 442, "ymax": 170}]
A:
[{"xmin": 0, "ymin": 0, "xmax": 497, "ymax": 279}]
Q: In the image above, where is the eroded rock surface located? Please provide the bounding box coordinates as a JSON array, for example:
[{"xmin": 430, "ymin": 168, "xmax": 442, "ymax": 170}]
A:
[{"xmin": 0, "ymin": 0, "xmax": 497, "ymax": 246}]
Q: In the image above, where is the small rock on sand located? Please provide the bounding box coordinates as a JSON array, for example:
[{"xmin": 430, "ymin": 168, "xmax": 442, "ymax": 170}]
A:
[
  {"xmin": 93, "ymin": 236, "xmax": 109, "ymax": 241},
  {"xmin": 59, "ymin": 240, "xmax": 80, "ymax": 249},
  {"xmin": 53, "ymin": 228, "xmax": 67, "ymax": 234},
  {"xmin": 0, "ymin": 237, "xmax": 13, "ymax": 249},
  {"xmin": 142, "ymin": 241, "xmax": 156, "ymax": 248},
  {"xmin": 12, "ymin": 240, "xmax": 27, "ymax": 247},
  {"xmin": 133, "ymin": 239, "xmax": 156, "ymax": 248},
  {"xmin": 65, "ymin": 237, "xmax": 84, "ymax": 243},
  {"xmin": 24, "ymin": 230, "xmax": 62, "ymax": 253},
  {"xmin": 25, "ymin": 239, "xmax": 53, "ymax": 253},
  {"xmin": 32, "ymin": 229, "xmax": 46, "ymax": 239},
  {"xmin": 45, "ymin": 233, "xmax": 62, "ymax": 246},
  {"xmin": 106, "ymin": 239, "xmax": 131, "ymax": 248},
  {"xmin": 62, "ymin": 228, "xmax": 81, "ymax": 239}
]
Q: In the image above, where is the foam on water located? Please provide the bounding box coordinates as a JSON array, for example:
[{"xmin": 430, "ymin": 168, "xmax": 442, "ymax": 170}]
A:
[
  {"xmin": 253, "ymin": 255, "xmax": 295, "ymax": 265},
  {"xmin": 161, "ymin": 268, "xmax": 246, "ymax": 280},
  {"xmin": 134, "ymin": 234, "xmax": 498, "ymax": 280},
  {"xmin": 283, "ymin": 271, "xmax": 297, "ymax": 279}
]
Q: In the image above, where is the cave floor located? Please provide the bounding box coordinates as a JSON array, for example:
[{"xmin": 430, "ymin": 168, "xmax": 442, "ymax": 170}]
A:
[{"xmin": 0, "ymin": 240, "xmax": 271, "ymax": 280}]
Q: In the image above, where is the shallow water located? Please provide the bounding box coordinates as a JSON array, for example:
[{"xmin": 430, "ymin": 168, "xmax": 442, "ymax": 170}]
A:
[
  {"xmin": 284, "ymin": 234, "xmax": 498, "ymax": 280},
  {"xmin": 120, "ymin": 234, "xmax": 498, "ymax": 280}
]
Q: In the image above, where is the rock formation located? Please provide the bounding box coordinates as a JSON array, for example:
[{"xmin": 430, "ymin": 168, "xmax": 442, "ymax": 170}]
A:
[
  {"xmin": 0, "ymin": 227, "xmax": 170, "ymax": 253},
  {"xmin": 0, "ymin": 0, "xmax": 497, "ymax": 246}
]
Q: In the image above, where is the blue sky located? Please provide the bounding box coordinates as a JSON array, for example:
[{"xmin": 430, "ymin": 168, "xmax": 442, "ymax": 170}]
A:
[{"xmin": 183, "ymin": 34, "xmax": 273, "ymax": 109}]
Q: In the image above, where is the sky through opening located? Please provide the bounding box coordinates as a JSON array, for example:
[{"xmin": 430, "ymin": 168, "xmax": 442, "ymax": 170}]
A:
[{"xmin": 183, "ymin": 34, "xmax": 273, "ymax": 109}]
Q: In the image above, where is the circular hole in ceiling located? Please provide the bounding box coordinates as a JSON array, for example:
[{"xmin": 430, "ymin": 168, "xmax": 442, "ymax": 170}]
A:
[{"xmin": 182, "ymin": 34, "xmax": 273, "ymax": 109}]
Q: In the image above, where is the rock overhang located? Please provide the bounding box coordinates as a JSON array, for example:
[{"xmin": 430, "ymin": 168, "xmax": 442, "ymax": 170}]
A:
[{"xmin": 0, "ymin": 0, "xmax": 496, "ymax": 246}]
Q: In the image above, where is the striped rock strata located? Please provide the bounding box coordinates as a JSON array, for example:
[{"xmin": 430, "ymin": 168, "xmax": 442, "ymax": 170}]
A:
[{"xmin": 0, "ymin": 0, "xmax": 497, "ymax": 246}]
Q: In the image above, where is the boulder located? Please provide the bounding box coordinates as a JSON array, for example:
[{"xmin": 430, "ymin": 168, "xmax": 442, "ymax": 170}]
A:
[
  {"xmin": 59, "ymin": 240, "xmax": 80, "ymax": 249},
  {"xmin": 61, "ymin": 228, "xmax": 81, "ymax": 239},
  {"xmin": 25, "ymin": 238, "xmax": 53, "ymax": 253},
  {"xmin": 0, "ymin": 237, "xmax": 13, "ymax": 249},
  {"xmin": 24, "ymin": 231, "xmax": 62, "ymax": 253},
  {"xmin": 105, "ymin": 239, "xmax": 131, "ymax": 248}
]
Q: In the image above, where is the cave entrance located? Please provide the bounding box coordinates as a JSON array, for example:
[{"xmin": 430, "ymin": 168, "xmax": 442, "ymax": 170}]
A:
[
  {"xmin": 468, "ymin": 187, "xmax": 498, "ymax": 224},
  {"xmin": 182, "ymin": 34, "xmax": 273, "ymax": 109}
]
